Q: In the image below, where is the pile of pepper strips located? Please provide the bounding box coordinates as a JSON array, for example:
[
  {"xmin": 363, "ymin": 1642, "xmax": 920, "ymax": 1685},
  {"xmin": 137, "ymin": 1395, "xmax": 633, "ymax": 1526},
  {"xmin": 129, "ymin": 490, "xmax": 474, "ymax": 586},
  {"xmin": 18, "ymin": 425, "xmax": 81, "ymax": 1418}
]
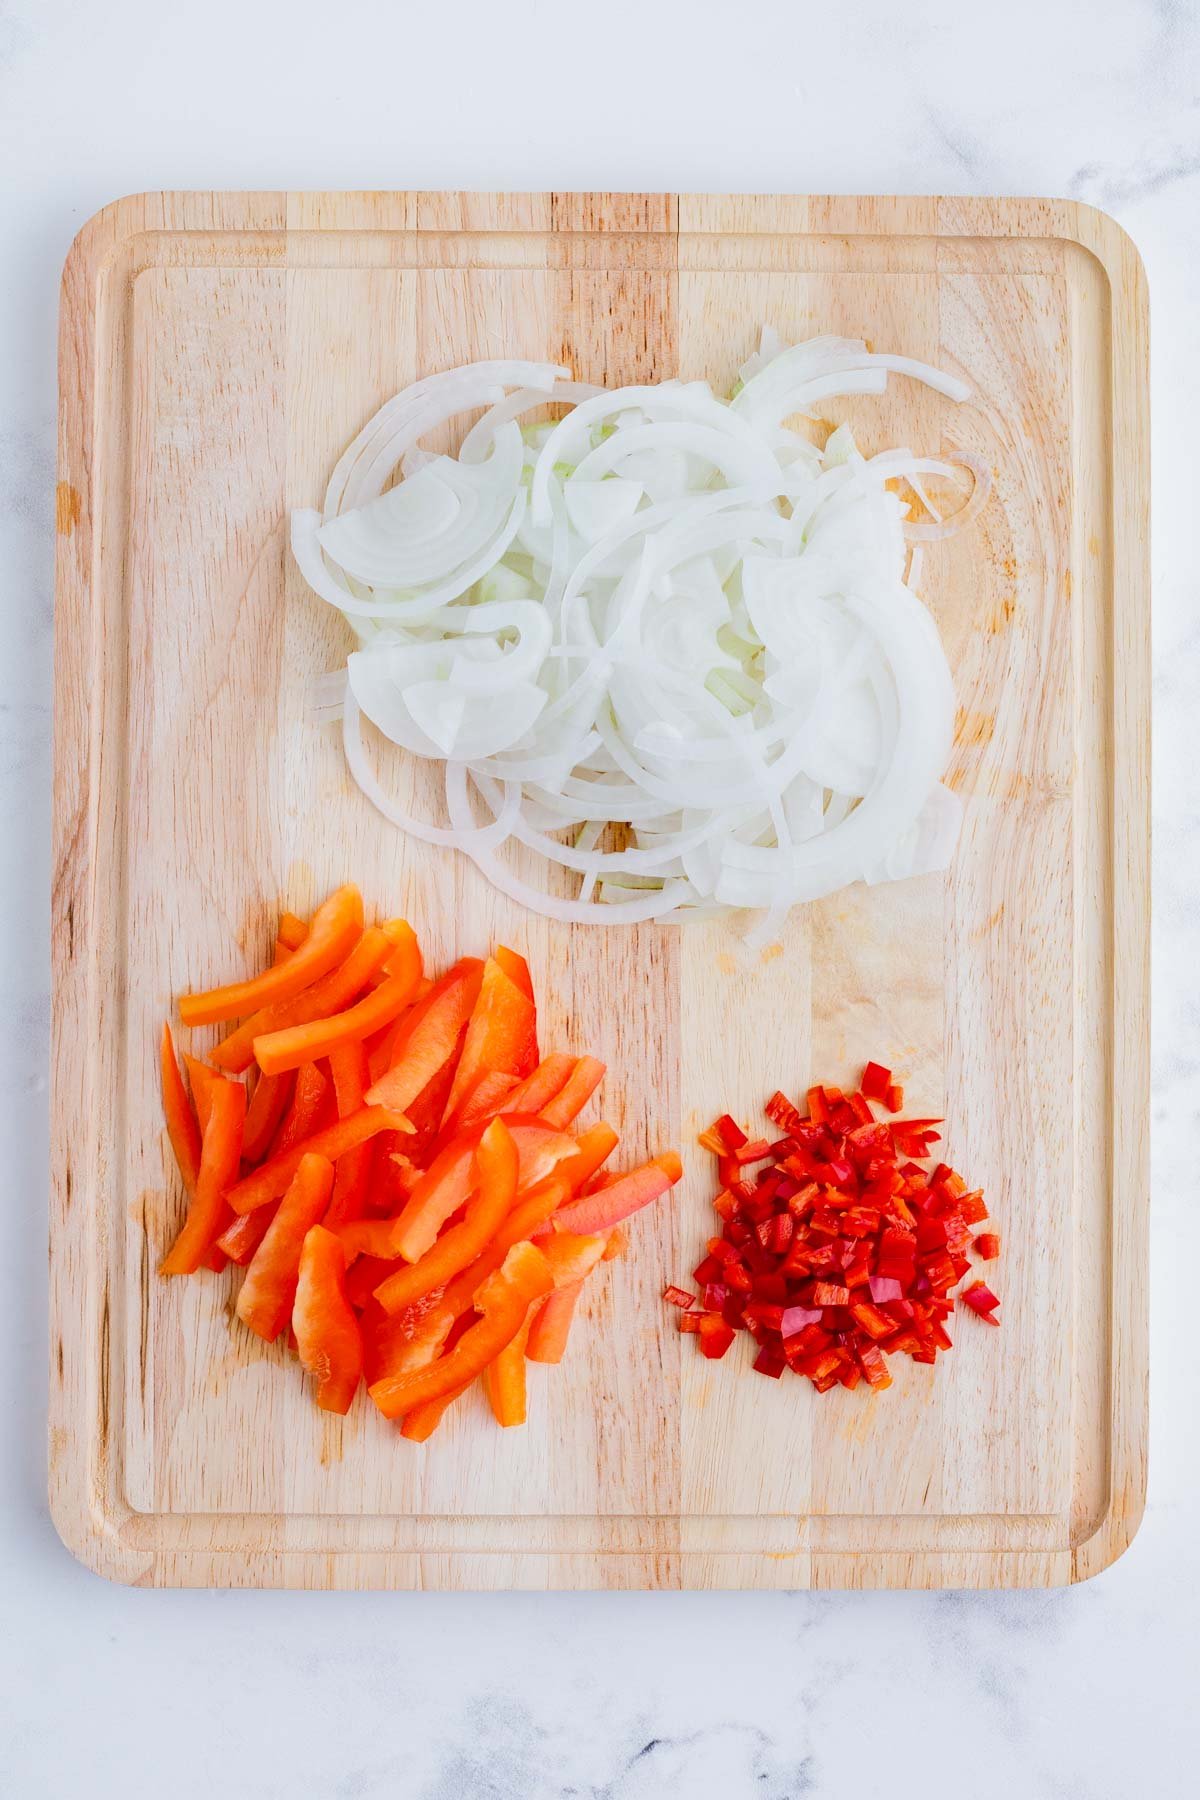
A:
[{"xmin": 159, "ymin": 884, "xmax": 682, "ymax": 1439}]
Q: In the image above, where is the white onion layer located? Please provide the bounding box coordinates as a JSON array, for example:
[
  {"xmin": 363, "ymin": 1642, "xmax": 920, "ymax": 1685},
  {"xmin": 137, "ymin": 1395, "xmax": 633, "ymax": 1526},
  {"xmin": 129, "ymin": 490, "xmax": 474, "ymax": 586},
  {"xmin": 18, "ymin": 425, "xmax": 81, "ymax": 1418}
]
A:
[{"xmin": 292, "ymin": 329, "xmax": 987, "ymax": 930}]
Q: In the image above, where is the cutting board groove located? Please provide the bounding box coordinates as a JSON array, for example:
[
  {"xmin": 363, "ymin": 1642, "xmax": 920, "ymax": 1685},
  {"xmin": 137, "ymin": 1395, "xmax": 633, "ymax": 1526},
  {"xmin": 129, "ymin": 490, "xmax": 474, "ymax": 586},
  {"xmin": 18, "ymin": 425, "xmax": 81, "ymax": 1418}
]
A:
[{"xmin": 50, "ymin": 192, "xmax": 1148, "ymax": 1589}]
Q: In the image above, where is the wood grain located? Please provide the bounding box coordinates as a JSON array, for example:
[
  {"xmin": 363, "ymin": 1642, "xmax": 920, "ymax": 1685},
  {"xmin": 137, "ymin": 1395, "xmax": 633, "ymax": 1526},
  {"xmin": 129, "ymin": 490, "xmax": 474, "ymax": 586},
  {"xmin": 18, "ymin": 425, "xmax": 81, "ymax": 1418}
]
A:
[{"xmin": 50, "ymin": 192, "xmax": 1149, "ymax": 1589}]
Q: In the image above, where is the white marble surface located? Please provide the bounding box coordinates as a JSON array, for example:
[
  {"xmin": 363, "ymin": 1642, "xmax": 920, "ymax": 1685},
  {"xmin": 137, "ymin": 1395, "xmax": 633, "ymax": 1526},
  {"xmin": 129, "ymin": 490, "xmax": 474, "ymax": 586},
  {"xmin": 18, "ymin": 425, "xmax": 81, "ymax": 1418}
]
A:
[{"xmin": 1, "ymin": 0, "xmax": 1194, "ymax": 1793}]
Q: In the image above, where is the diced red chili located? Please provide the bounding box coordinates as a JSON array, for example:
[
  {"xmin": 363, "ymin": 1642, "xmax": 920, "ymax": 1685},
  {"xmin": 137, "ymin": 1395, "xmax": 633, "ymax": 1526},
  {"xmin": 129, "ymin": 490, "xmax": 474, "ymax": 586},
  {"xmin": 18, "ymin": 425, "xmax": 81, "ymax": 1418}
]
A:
[
  {"xmin": 676, "ymin": 1060, "xmax": 996, "ymax": 1396},
  {"xmin": 663, "ymin": 1284, "xmax": 695, "ymax": 1308}
]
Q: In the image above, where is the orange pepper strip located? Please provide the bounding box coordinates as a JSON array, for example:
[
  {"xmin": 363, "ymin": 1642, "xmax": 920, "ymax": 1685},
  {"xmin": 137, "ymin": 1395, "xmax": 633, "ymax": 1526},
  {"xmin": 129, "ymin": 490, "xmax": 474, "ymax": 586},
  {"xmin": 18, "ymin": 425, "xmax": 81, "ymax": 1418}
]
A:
[
  {"xmin": 217, "ymin": 1202, "xmax": 276, "ymax": 1266},
  {"xmin": 276, "ymin": 911, "xmax": 308, "ymax": 951},
  {"xmin": 539, "ymin": 1229, "xmax": 609, "ymax": 1287},
  {"xmin": 161, "ymin": 1077, "xmax": 246, "ymax": 1275},
  {"xmin": 451, "ymin": 1071, "xmax": 520, "ymax": 1132},
  {"xmin": 337, "ymin": 1218, "xmax": 401, "ymax": 1264},
  {"xmin": 369, "ymin": 1241, "xmax": 552, "ymax": 1419},
  {"xmin": 228, "ymin": 1105, "xmax": 412, "ymax": 1214},
  {"xmin": 493, "ymin": 943, "xmax": 534, "ymax": 1005},
  {"xmin": 270, "ymin": 1061, "xmax": 330, "ymax": 1157},
  {"xmin": 365, "ymin": 959, "xmax": 485, "ymax": 1113},
  {"xmin": 485, "ymin": 1311, "xmax": 532, "ymax": 1425},
  {"xmin": 557, "ymin": 1122, "xmax": 620, "ymax": 1193},
  {"xmin": 179, "ymin": 884, "xmax": 363, "ymax": 1027},
  {"xmin": 322, "ymin": 1043, "xmax": 373, "ymax": 1229},
  {"xmin": 211, "ymin": 923, "xmax": 403, "ymax": 1073},
  {"xmin": 525, "ymin": 1280, "xmax": 584, "ymax": 1365},
  {"xmin": 498, "ymin": 1054, "xmax": 575, "ymax": 1119},
  {"xmin": 538, "ymin": 1056, "xmax": 606, "ymax": 1129},
  {"xmin": 183, "ymin": 1055, "xmax": 221, "ymax": 1132},
  {"xmin": 236, "ymin": 1154, "xmax": 335, "ymax": 1341},
  {"xmin": 160, "ymin": 1024, "xmax": 201, "ymax": 1193},
  {"xmin": 398, "ymin": 1380, "xmax": 473, "ymax": 1442},
  {"xmin": 555, "ymin": 1152, "xmax": 683, "ymax": 1235},
  {"xmin": 293, "ymin": 1224, "xmax": 363, "ymax": 1413},
  {"xmin": 431, "ymin": 1176, "xmax": 570, "ymax": 1322},
  {"xmin": 253, "ymin": 968, "xmax": 422, "ymax": 1078},
  {"xmin": 242, "ymin": 1070, "xmax": 295, "ymax": 1163},
  {"xmin": 389, "ymin": 1118, "xmax": 575, "ymax": 1262},
  {"xmin": 441, "ymin": 958, "xmax": 537, "ymax": 1124},
  {"xmin": 374, "ymin": 1118, "xmax": 519, "ymax": 1315}
]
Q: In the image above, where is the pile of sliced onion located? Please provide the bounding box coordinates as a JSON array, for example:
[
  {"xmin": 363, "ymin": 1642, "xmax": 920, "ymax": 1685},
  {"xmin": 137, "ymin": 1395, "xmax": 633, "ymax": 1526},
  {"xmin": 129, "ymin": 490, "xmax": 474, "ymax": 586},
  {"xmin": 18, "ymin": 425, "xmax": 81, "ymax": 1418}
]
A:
[{"xmin": 291, "ymin": 331, "xmax": 988, "ymax": 932}]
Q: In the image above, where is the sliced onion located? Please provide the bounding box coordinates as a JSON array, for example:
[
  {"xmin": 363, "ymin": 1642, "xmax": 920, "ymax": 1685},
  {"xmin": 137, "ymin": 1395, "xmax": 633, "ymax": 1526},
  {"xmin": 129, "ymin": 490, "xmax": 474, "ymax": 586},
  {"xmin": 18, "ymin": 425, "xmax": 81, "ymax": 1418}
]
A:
[{"xmin": 292, "ymin": 333, "xmax": 988, "ymax": 928}]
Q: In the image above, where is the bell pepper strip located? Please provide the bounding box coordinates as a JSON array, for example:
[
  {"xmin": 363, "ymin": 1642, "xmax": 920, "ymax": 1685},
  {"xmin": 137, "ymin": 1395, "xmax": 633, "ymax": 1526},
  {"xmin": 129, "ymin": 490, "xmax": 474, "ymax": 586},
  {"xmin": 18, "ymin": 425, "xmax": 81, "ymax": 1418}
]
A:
[
  {"xmin": 270, "ymin": 1061, "xmax": 331, "ymax": 1158},
  {"xmin": 492, "ymin": 1053, "xmax": 575, "ymax": 1120},
  {"xmin": 374, "ymin": 1117, "xmax": 519, "ymax": 1314},
  {"xmin": 276, "ymin": 911, "xmax": 308, "ymax": 952},
  {"xmin": 253, "ymin": 968, "xmax": 422, "ymax": 1078},
  {"xmin": 236, "ymin": 1153, "xmax": 335, "ymax": 1341},
  {"xmin": 555, "ymin": 1152, "xmax": 682, "ymax": 1235},
  {"xmin": 433, "ymin": 1176, "xmax": 571, "ymax": 1326},
  {"xmin": 211, "ymin": 923, "xmax": 400, "ymax": 1072},
  {"xmin": 160, "ymin": 1024, "xmax": 201, "ymax": 1194},
  {"xmin": 674, "ymin": 1062, "xmax": 997, "ymax": 1395},
  {"xmin": 228, "ymin": 1105, "xmax": 412, "ymax": 1214},
  {"xmin": 336, "ymin": 1218, "xmax": 401, "ymax": 1264},
  {"xmin": 451, "ymin": 1070, "xmax": 520, "ymax": 1132},
  {"xmin": 369, "ymin": 1240, "xmax": 553, "ymax": 1419},
  {"xmin": 538, "ymin": 1057, "xmax": 606, "ymax": 1130},
  {"xmin": 322, "ymin": 1042, "xmax": 373, "ymax": 1229},
  {"xmin": 556, "ymin": 1122, "xmax": 620, "ymax": 1193},
  {"xmin": 292, "ymin": 1224, "xmax": 363, "ymax": 1413},
  {"xmin": 182, "ymin": 1055, "xmax": 221, "ymax": 1133},
  {"xmin": 399, "ymin": 1377, "xmax": 474, "ymax": 1442},
  {"xmin": 161, "ymin": 1076, "xmax": 246, "ymax": 1275},
  {"xmin": 538, "ymin": 1230, "xmax": 609, "ymax": 1289},
  {"xmin": 486, "ymin": 1312, "xmax": 533, "ymax": 1424},
  {"xmin": 441, "ymin": 958, "xmax": 538, "ymax": 1124},
  {"xmin": 217, "ymin": 1201, "xmax": 276, "ymax": 1266},
  {"xmin": 494, "ymin": 943, "xmax": 534, "ymax": 1004},
  {"xmin": 242, "ymin": 1070, "xmax": 295, "ymax": 1163},
  {"xmin": 345, "ymin": 1253, "xmax": 403, "ymax": 1314},
  {"xmin": 389, "ymin": 1117, "xmax": 576, "ymax": 1263},
  {"xmin": 526, "ymin": 1280, "xmax": 584, "ymax": 1364},
  {"xmin": 179, "ymin": 884, "xmax": 364, "ymax": 1027},
  {"xmin": 365, "ymin": 959, "xmax": 485, "ymax": 1113}
]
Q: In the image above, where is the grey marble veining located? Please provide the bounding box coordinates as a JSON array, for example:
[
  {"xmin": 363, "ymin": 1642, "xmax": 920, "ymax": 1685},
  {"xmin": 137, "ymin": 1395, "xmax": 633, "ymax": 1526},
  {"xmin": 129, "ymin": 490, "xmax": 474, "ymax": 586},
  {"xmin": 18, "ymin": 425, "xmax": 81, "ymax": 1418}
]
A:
[{"xmin": 2, "ymin": 0, "xmax": 1197, "ymax": 1795}]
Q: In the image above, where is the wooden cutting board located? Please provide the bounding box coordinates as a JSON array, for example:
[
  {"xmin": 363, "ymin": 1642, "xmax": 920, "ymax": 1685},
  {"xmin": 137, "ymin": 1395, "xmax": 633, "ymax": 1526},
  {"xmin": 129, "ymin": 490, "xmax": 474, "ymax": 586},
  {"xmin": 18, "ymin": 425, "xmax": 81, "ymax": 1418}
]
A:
[{"xmin": 50, "ymin": 192, "xmax": 1149, "ymax": 1589}]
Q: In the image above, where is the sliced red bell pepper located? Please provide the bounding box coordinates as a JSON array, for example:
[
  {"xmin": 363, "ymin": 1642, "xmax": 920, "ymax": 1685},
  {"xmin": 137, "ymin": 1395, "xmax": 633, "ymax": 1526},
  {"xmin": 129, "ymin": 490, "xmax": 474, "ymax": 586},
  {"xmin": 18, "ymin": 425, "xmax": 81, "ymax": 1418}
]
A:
[
  {"xmin": 293, "ymin": 1224, "xmax": 363, "ymax": 1413},
  {"xmin": 441, "ymin": 957, "xmax": 538, "ymax": 1124},
  {"xmin": 365, "ymin": 958, "xmax": 485, "ymax": 1114},
  {"xmin": 557, "ymin": 1122, "xmax": 620, "ymax": 1193},
  {"xmin": 452, "ymin": 1071, "xmax": 520, "ymax": 1132},
  {"xmin": 210, "ymin": 924, "xmax": 401, "ymax": 1073},
  {"xmin": 228, "ymin": 1105, "xmax": 412, "ymax": 1214},
  {"xmin": 554, "ymin": 1151, "xmax": 682, "ymax": 1235},
  {"xmin": 236, "ymin": 1153, "xmax": 335, "ymax": 1341},
  {"xmin": 216, "ymin": 1202, "xmax": 276, "ymax": 1266},
  {"xmin": 374, "ymin": 1116, "xmax": 519, "ymax": 1314},
  {"xmin": 270, "ymin": 1061, "xmax": 332, "ymax": 1158},
  {"xmin": 161, "ymin": 1076, "xmax": 246, "ymax": 1275},
  {"xmin": 180, "ymin": 884, "xmax": 364, "ymax": 1027},
  {"xmin": 369, "ymin": 1240, "xmax": 553, "ymax": 1419}
]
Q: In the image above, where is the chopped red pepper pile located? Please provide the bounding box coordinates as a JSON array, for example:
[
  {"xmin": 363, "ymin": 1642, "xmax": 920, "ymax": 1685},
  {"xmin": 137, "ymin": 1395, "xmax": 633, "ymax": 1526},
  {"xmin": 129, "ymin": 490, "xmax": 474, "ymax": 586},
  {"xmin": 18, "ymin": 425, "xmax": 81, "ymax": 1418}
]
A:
[
  {"xmin": 159, "ymin": 885, "xmax": 682, "ymax": 1440},
  {"xmin": 672, "ymin": 1064, "xmax": 999, "ymax": 1392}
]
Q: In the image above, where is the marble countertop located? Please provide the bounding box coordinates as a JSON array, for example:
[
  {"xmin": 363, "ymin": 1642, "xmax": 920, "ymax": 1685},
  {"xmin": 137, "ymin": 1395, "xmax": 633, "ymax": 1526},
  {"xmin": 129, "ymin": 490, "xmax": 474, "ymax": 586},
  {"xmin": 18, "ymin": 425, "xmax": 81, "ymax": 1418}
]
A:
[{"xmin": 2, "ymin": 0, "xmax": 1194, "ymax": 1794}]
